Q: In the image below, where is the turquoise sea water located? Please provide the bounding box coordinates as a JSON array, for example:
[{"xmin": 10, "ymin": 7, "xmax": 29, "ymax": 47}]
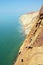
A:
[{"xmin": 0, "ymin": 15, "xmax": 25, "ymax": 65}]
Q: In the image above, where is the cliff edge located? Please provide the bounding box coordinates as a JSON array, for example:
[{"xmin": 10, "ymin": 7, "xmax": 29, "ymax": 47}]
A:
[{"xmin": 14, "ymin": 5, "xmax": 43, "ymax": 65}]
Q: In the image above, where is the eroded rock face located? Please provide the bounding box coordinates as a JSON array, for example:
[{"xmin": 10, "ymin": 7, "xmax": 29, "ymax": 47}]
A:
[
  {"xmin": 34, "ymin": 28, "xmax": 43, "ymax": 47},
  {"xmin": 14, "ymin": 46, "xmax": 43, "ymax": 65},
  {"xmin": 20, "ymin": 11, "xmax": 39, "ymax": 35},
  {"xmin": 40, "ymin": 5, "xmax": 43, "ymax": 15},
  {"xmin": 14, "ymin": 5, "xmax": 43, "ymax": 65},
  {"xmin": 39, "ymin": 5, "xmax": 43, "ymax": 19}
]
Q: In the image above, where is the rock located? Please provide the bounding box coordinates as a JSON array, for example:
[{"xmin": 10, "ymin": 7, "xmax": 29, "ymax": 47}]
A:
[{"xmin": 14, "ymin": 5, "xmax": 43, "ymax": 65}]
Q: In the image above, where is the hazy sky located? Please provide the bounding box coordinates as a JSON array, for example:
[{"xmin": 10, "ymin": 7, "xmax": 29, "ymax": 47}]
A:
[{"xmin": 0, "ymin": 0, "xmax": 43, "ymax": 16}]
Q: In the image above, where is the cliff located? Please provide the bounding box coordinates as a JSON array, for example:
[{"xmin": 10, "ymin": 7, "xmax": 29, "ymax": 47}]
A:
[
  {"xmin": 14, "ymin": 5, "xmax": 43, "ymax": 65},
  {"xmin": 20, "ymin": 11, "xmax": 39, "ymax": 35}
]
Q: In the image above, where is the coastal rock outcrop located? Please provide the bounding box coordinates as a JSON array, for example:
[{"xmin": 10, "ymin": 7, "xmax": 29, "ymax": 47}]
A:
[
  {"xmin": 14, "ymin": 5, "xmax": 43, "ymax": 65},
  {"xmin": 20, "ymin": 11, "xmax": 39, "ymax": 35}
]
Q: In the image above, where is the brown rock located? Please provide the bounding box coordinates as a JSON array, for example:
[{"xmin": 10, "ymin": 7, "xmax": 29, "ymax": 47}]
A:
[{"xmin": 40, "ymin": 5, "xmax": 43, "ymax": 15}]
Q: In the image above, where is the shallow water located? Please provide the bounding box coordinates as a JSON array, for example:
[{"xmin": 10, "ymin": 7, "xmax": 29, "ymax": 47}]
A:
[{"xmin": 0, "ymin": 15, "xmax": 25, "ymax": 65}]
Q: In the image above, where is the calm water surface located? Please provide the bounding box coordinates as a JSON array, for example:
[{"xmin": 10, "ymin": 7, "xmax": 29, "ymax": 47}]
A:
[{"xmin": 0, "ymin": 15, "xmax": 25, "ymax": 65}]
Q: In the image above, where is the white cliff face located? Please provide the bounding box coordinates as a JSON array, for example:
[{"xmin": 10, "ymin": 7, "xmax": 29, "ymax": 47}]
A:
[{"xmin": 20, "ymin": 11, "xmax": 39, "ymax": 35}]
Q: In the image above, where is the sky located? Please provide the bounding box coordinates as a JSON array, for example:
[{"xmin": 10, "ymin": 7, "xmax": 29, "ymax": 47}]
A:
[{"xmin": 0, "ymin": 0, "xmax": 43, "ymax": 16}]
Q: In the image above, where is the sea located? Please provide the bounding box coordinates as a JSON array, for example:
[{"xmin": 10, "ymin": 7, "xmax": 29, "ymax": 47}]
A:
[{"xmin": 0, "ymin": 14, "xmax": 25, "ymax": 65}]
